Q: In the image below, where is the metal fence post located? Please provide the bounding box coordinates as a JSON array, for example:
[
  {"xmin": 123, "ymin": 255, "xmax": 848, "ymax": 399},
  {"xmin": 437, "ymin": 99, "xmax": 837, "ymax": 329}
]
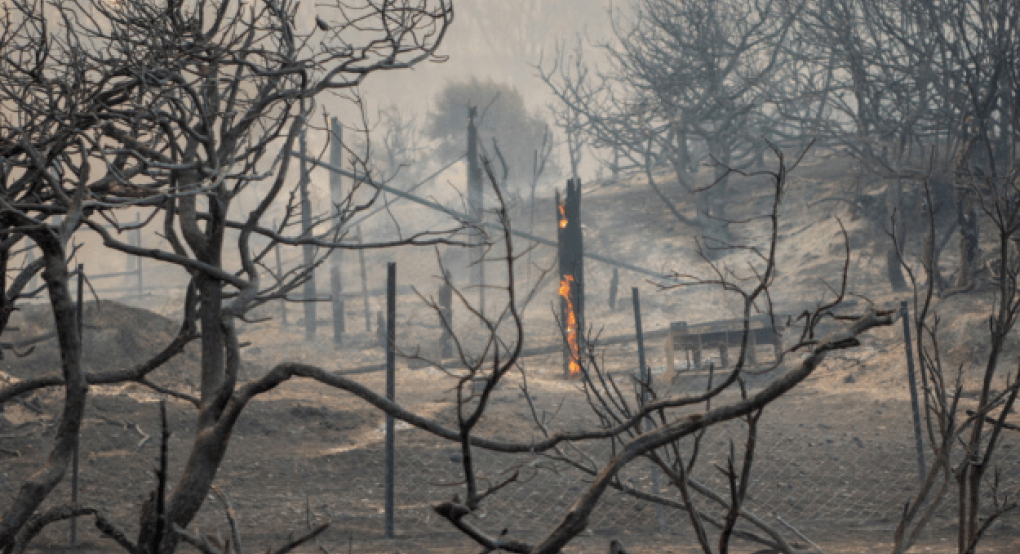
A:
[
  {"xmin": 71, "ymin": 263, "xmax": 83, "ymax": 546},
  {"xmin": 632, "ymin": 287, "xmax": 663, "ymax": 533},
  {"xmin": 901, "ymin": 300, "xmax": 927, "ymax": 491},
  {"xmin": 384, "ymin": 262, "xmax": 396, "ymax": 538},
  {"xmin": 273, "ymin": 219, "xmax": 287, "ymax": 326}
]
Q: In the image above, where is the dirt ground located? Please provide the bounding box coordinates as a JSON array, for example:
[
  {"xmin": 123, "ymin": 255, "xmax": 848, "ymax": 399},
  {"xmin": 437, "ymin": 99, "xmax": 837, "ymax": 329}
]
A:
[{"xmin": 3, "ymin": 155, "xmax": 1020, "ymax": 553}]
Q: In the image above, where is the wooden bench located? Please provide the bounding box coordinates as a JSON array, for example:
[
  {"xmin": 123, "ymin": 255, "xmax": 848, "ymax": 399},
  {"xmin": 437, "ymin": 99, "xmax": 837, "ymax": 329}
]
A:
[{"xmin": 664, "ymin": 315, "xmax": 783, "ymax": 373}]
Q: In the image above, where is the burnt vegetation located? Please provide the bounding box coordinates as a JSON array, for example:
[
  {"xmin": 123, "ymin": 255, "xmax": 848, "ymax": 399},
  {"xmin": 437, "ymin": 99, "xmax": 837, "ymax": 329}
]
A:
[{"xmin": 0, "ymin": 1, "xmax": 1019, "ymax": 554}]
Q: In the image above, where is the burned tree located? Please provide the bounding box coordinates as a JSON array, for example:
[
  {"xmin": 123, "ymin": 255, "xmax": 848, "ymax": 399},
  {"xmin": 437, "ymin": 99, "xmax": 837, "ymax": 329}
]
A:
[
  {"xmin": 788, "ymin": 0, "xmax": 1020, "ymax": 294},
  {"xmin": 892, "ymin": 162, "xmax": 1020, "ymax": 554},
  {"xmin": 787, "ymin": 0, "xmax": 949, "ymax": 291},
  {"xmin": 0, "ymin": 1, "xmax": 121, "ymax": 542},
  {"xmin": 557, "ymin": 178, "xmax": 585, "ymax": 377},
  {"xmin": 890, "ymin": 14, "xmax": 1020, "ymax": 546},
  {"xmin": 540, "ymin": 0, "xmax": 799, "ymax": 251},
  {"xmin": 422, "ymin": 144, "xmax": 898, "ymax": 554},
  {"xmin": 0, "ymin": 0, "xmax": 455, "ymax": 552}
]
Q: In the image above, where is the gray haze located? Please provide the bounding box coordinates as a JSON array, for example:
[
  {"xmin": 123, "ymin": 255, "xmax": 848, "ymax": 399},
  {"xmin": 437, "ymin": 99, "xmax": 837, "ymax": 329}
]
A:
[{"xmin": 358, "ymin": 1, "xmax": 615, "ymax": 169}]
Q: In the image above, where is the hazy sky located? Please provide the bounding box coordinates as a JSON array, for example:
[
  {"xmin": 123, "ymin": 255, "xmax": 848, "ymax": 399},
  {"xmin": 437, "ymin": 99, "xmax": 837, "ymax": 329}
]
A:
[{"xmin": 358, "ymin": 1, "xmax": 616, "ymax": 128}]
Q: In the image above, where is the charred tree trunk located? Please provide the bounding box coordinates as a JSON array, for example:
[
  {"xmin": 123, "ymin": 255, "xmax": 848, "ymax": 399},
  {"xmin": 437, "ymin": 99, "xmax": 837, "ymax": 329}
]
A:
[
  {"xmin": 920, "ymin": 174, "xmax": 957, "ymax": 293},
  {"xmin": 954, "ymin": 186, "xmax": 979, "ymax": 291},
  {"xmin": 886, "ymin": 179, "xmax": 909, "ymax": 292},
  {"xmin": 329, "ymin": 117, "xmax": 345, "ymax": 347},
  {"xmin": 138, "ymin": 183, "xmax": 236, "ymax": 553},
  {"xmin": 0, "ymin": 232, "xmax": 86, "ymax": 549},
  {"xmin": 696, "ymin": 142, "xmax": 736, "ymax": 258},
  {"xmin": 952, "ymin": 133, "xmax": 981, "ymax": 292},
  {"xmin": 887, "ymin": 246, "xmax": 908, "ymax": 291},
  {"xmin": 557, "ymin": 179, "xmax": 585, "ymax": 377}
]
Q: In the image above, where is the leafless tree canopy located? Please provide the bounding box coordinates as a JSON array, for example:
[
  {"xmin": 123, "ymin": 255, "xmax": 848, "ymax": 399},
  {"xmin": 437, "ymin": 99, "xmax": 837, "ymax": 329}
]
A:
[
  {"xmin": 2, "ymin": 0, "xmax": 1019, "ymax": 553},
  {"xmin": 534, "ymin": 1, "xmax": 1020, "ymax": 551},
  {"xmin": 0, "ymin": 1, "xmax": 454, "ymax": 551}
]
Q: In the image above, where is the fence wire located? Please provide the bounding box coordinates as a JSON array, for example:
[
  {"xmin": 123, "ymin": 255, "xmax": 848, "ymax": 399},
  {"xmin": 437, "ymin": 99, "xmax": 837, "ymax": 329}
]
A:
[
  {"xmin": 382, "ymin": 405, "xmax": 1020, "ymax": 541},
  {"xmin": 6, "ymin": 282, "xmax": 1020, "ymax": 549}
]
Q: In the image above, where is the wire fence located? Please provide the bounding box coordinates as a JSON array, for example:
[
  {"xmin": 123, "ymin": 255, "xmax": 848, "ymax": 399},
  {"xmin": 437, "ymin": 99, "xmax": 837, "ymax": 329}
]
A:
[
  {"xmin": 383, "ymin": 395, "xmax": 1020, "ymax": 541},
  {"xmin": 6, "ymin": 233, "xmax": 1020, "ymax": 550},
  {"xmin": 6, "ymin": 292, "xmax": 1020, "ymax": 551},
  {"xmin": 291, "ymin": 278, "xmax": 1020, "ymax": 542}
]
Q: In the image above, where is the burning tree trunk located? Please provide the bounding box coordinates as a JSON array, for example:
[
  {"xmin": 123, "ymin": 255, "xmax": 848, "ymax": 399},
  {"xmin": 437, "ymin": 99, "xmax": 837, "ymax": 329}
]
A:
[{"xmin": 557, "ymin": 179, "xmax": 585, "ymax": 377}]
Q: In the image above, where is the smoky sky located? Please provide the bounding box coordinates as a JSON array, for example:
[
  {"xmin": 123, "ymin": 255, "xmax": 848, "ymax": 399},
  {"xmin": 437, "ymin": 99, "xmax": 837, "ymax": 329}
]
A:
[{"xmin": 359, "ymin": 1, "xmax": 616, "ymax": 127}]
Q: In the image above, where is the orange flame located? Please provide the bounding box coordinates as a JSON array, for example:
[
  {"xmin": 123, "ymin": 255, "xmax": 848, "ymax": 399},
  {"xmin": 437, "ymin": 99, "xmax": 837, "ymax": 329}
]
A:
[
  {"xmin": 558, "ymin": 274, "xmax": 581, "ymax": 376},
  {"xmin": 558, "ymin": 204, "xmax": 568, "ymax": 229}
]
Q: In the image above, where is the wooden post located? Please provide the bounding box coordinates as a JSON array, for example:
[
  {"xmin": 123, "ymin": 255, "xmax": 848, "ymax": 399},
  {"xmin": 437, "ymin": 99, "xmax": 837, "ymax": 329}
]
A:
[
  {"xmin": 747, "ymin": 326, "xmax": 757, "ymax": 367},
  {"xmin": 123, "ymin": 213, "xmax": 140, "ymax": 295},
  {"xmin": 384, "ymin": 262, "xmax": 396, "ymax": 538},
  {"xmin": 557, "ymin": 179, "xmax": 585, "ymax": 377},
  {"xmin": 694, "ymin": 334, "xmax": 703, "ymax": 369},
  {"xmin": 608, "ymin": 267, "xmax": 619, "ymax": 310},
  {"xmin": 134, "ymin": 213, "xmax": 143, "ymax": 295},
  {"xmin": 633, "ymin": 288, "xmax": 648, "ymax": 402},
  {"xmin": 123, "ymin": 219, "xmax": 132, "ymax": 282},
  {"xmin": 466, "ymin": 106, "xmax": 484, "ymax": 315},
  {"xmin": 357, "ymin": 226, "xmax": 370, "ymax": 332},
  {"xmin": 273, "ymin": 219, "xmax": 287, "ymax": 326},
  {"xmin": 328, "ymin": 117, "xmax": 345, "ymax": 347},
  {"xmin": 438, "ymin": 271, "xmax": 453, "ymax": 358},
  {"xmin": 719, "ymin": 336, "xmax": 730, "ymax": 368},
  {"xmin": 298, "ymin": 130, "xmax": 317, "ymax": 341},
  {"xmin": 664, "ymin": 325, "xmax": 676, "ymax": 376}
]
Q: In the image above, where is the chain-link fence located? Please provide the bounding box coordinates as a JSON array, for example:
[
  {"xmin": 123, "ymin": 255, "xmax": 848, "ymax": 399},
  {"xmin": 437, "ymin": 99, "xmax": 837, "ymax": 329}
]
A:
[
  {"xmin": 380, "ymin": 389, "xmax": 1020, "ymax": 541},
  {"xmin": 5, "ymin": 273, "xmax": 1020, "ymax": 551}
]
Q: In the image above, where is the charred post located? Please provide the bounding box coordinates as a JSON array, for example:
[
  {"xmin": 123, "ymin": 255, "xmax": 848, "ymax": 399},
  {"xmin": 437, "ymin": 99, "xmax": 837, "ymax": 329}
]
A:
[
  {"xmin": 608, "ymin": 267, "xmax": 619, "ymax": 311},
  {"xmin": 439, "ymin": 270, "xmax": 453, "ymax": 359},
  {"xmin": 298, "ymin": 130, "xmax": 317, "ymax": 341},
  {"xmin": 466, "ymin": 106, "xmax": 484, "ymax": 314},
  {"xmin": 557, "ymin": 178, "xmax": 585, "ymax": 377},
  {"xmin": 357, "ymin": 226, "xmax": 371, "ymax": 332},
  {"xmin": 273, "ymin": 219, "xmax": 287, "ymax": 326},
  {"xmin": 328, "ymin": 117, "xmax": 345, "ymax": 347},
  {"xmin": 359, "ymin": 226, "xmax": 375, "ymax": 332}
]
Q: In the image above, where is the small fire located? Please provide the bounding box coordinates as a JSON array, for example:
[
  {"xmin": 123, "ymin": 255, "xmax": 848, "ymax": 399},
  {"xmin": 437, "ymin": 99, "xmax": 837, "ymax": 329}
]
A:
[
  {"xmin": 558, "ymin": 205, "xmax": 568, "ymax": 229},
  {"xmin": 558, "ymin": 274, "xmax": 581, "ymax": 376}
]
